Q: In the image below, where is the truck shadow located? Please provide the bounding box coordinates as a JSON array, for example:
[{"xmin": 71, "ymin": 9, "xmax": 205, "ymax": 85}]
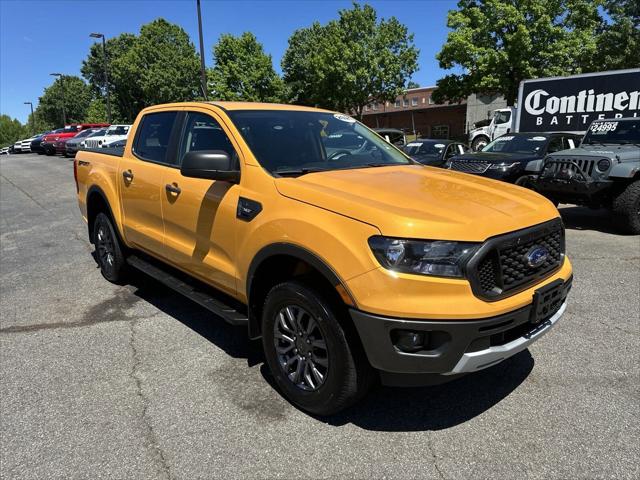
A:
[
  {"xmin": 126, "ymin": 270, "xmax": 533, "ymax": 431},
  {"xmin": 322, "ymin": 350, "xmax": 533, "ymax": 431},
  {"xmin": 558, "ymin": 205, "xmax": 623, "ymax": 235}
]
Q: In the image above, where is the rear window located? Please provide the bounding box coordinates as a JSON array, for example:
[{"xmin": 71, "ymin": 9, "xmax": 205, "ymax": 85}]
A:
[{"xmin": 133, "ymin": 112, "xmax": 178, "ymax": 164}]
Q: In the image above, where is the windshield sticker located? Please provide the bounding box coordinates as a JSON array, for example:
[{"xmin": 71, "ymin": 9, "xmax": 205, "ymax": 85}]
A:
[
  {"xmin": 531, "ymin": 136, "xmax": 547, "ymax": 141},
  {"xmin": 434, "ymin": 143, "xmax": 446, "ymax": 148},
  {"xmin": 496, "ymin": 136, "xmax": 514, "ymax": 141},
  {"xmin": 406, "ymin": 142, "xmax": 422, "ymax": 147},
  {"xmin": 590, "ymin": 121, "xmax": 618, "ymax": 133},
  {"xmin": 334, "ymin": 113, "xmax": 356, "ymax": 123}
]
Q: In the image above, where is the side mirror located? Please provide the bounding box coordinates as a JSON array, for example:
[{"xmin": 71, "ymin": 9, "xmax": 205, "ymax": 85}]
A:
[{"xmin": 180, "ymin": 150, "xmax": 240, "ymax": 183}]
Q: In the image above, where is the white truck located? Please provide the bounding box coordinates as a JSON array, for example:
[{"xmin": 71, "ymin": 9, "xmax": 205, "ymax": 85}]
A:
[{"xmin": 468, "ymin": 68, "xmax": 640, "ymax": 151}]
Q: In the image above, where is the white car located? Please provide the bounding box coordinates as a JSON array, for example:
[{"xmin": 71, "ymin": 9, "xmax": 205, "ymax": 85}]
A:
[
  {"xmin": 13, "ymin": 140, "xmax": 22, "ymax": 153},
  {"xmin": 20, "ymin": 136, "xmax": 39, "ymax": 153},
  {"xmin": 1, "ymin": 146, "xmax": 10, "ymax": 155},
  {"xmin": 84, "ymin": 125, "xmax": 131, "ymax": 149}
]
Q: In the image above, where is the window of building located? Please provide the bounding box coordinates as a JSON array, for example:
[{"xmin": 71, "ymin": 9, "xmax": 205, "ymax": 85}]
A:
[
  {"xmin": 431, "ymin": 125, "xmax": 449, "ymax": 139},
  {"xmin": 403, "ymin": 98, "xmax": 409, "ymax": 107},
  {"xmin": 411, "ymin": 98, "xmax": 418, "ymax": 106},
  {"xmin": 428, "ymin": 96, "xmax": 434, "ymax": 105},
  {"xmin": 394, "ymin": 100, "xmax": 401, "ymax": 108},
  {"xmin": 365, "ymin": 105, "xmax": 370, "ymax": 111},
  {"xmin": 133, "ymin": 111, "xmax": 179, "ymax": 164},
  {"xmin": 372, "ymin": 103, "xmax": 379, "ymax": 111}
]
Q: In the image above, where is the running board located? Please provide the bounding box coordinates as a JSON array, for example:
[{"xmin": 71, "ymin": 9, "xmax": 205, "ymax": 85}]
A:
[{"xmin": 126, "ymin": 254, "xmax": 248, "ymax": 327}]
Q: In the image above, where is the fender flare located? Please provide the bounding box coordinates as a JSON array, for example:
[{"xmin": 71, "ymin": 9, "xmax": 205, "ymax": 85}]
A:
[
  {"xmin": 86, "ymin": 185, "xmax": 125, "ymax": 244},
  {"xmin": 246, "ymin": 243, "xmax": 356, "ymax": 338}
]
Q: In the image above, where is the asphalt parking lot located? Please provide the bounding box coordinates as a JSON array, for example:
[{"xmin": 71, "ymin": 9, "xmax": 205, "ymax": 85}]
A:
[{"xmin": 1, "ymin": 153, "xmax": 638, "ymax": 479}]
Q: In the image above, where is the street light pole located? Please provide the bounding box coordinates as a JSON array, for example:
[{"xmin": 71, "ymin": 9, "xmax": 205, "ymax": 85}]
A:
[
  {"xmin": 49, "ymin": 73, "xmax": 66, "ymax": 125},
  {"xmin": 24, "ymin": 102, "xmax": 34, "ymax": 134},
  {"xmin": 196, "ymin": 0, "xmax": 208, "ymax": 100},
  {"xmin": 90, "ymin": 33, "xmax": 112, "ymax": 123}
]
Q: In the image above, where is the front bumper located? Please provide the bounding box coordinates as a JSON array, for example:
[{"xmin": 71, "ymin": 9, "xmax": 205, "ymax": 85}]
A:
[
  {"xmin": 350, "ymin": 276, "xmax": 571, "ymax": 385},
  {"xmin": 534, "ymin": 176, "xmax": 612, "ymax": 202}
]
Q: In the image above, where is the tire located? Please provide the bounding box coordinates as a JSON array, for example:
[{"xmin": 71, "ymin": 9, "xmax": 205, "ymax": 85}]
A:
[
  {"xmin": 471, "ymin": 135, "xmax": 489, "ymax": 152},
  {"xmin": 93, "ymin": 212, "xmax": 128, "ymax": 282},
  {"xmin": 612, "ymin": 180, "xmax": 640, "ymax": 234},
  {"xmin": 515, "ymin": 175, "xmax": 533, "ymax": 188},
  {"xmin": 261, "ymin": 281, "xmax": 374, "ymax": 415}
]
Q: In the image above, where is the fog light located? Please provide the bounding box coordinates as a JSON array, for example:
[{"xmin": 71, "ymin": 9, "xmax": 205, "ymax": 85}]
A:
[
  {"xmin": 393, "ymin": 330, "xmax": 425, "ymax": 353},
  {"xmin": 597, "ymin": 158, "xmax": 611, "ymax": 172}
]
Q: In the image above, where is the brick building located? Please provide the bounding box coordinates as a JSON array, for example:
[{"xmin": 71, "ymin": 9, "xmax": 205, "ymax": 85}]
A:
[{"xmin": 360, "ymin": 87, "xmax": 467, "ymax": 140}]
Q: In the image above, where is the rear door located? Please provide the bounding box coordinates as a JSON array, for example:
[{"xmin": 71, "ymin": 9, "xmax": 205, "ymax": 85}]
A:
[
  {"xmin": 160, "ymin": 108, "xmax": 241, "ymax": 295},
  {"xmin": 119, "ymin": 110, "xmax": 180, "ymax": 255}
]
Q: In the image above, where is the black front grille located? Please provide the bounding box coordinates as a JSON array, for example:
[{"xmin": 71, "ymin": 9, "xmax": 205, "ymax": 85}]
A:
[
  {"xmin": 467, "ymin": 219, "xmax": 565, "ymax": 300},
  {"xmin": 449, "ymin": 160, "xmax": 490, "ymax": 174}
]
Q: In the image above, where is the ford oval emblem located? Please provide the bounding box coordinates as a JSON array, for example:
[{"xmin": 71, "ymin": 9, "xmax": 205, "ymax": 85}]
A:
[{"xmin": 525, "ymin": 246, "xmax": 549, "ymax": 268}]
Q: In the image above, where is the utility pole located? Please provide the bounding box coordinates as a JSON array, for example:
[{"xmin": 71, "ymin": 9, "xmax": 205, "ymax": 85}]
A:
[
  {"xmin": 24, "ymin": 102, "xmax": 34, "ymax": 134},
  {"xmin": 196, "ymin": 0, "xmax": 208, "ymax": 100},
  {"xmin": 49, "ymin": 73, "xmax": 66, "ymax": 125},
  {"xmin": 90, "ymin": 33, "xmax": 112, "ymax": 123}
]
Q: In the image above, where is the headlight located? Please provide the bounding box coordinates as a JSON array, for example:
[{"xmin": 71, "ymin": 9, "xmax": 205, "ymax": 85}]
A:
[
  {"xmin": 368, "ymin": 236, "xmax": 479, "ymax": 278},
  {"xmin": 597, "ymin": 158, "xmax": 611, "ymax": 172},
  {"xmin": 489, "ymin": 162, "xmax": 519, "ymax": 169}
]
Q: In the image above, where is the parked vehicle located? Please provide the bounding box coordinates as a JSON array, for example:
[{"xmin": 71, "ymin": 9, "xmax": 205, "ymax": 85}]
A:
[
  {"xmin": 447, "ymin": 132, "xmax": 581, "ymax": 185},
  {"xmin": 31, "ymin": 129, "xmax": 63, "ymax": 154},
  {"xmin": 83, "ymin": 125, "xmax": 131, "ymax": 149},
  {"xmin": 534, "ymin": 118, "xmax": 640, "ymax": 233},
  {"xmin": 468, "ymin": 69, "xmax": 640, "ymax": 151},
  {"xmin": 13, "ymin": 140, "xmax": 23, "ymax": 153},
  {"xmin": 41, "ymin": 123, "xmax": 110, "ymax": 155},
  {"xmin": 61, "ymin": 128, "xmax": 106, "ymax": 157},
  {"xmin": 0, "ymin": 146, "xmax": 10, "ymax": 155},
  {"xmin": 102, "ymin": 138, "xmax": 127, "ymax": 149},
  {"xmin": 402, "ymin": 139, "xmax": 469, "ymax": 167},
  {"xmin": 20, "ymin": 136, "xmax": 39, "ymax": 153},
  {"xmin": 374, "ymin": 128, "xmax": 406, "ymax": 146},
  {"xmin": 76, "ymin": 102, "xmax": 572, "ymax": 415}
]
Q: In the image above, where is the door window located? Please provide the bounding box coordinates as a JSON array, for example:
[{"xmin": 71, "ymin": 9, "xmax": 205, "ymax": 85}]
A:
[
  {"xmin": 133, "ymin": 111, "xmax": 178, "ymax": 164},
  {"xmin": 179, "ymin": 112, "xmax": 238, "ymax": 166},
  {"xmin": 445, "ymin": 144, "xmax": 458, "ymax": 159},
  {"xmin": 494, "ymin": 110, "xmax": 511, "ymax": 124}
]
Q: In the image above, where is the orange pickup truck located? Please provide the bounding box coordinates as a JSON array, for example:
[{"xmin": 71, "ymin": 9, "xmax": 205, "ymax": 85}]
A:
[{"xmin": 75, "ymin": 102, "xmax": 572, "ymax": 415}]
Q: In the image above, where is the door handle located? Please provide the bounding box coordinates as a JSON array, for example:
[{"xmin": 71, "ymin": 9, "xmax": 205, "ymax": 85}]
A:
[
  {"xmin": 165, "ymin": 183, "xmax": 181, "ymax": 194},
  {"xmin": 122, "ymin": 170, "xmax": 134, "ymax": 181}
]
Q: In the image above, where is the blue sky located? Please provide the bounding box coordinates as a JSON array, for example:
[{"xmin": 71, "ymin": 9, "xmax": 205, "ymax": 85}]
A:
[{"xmin": 0, "ymin": 0, "xmax": 458, "ymax": 123}]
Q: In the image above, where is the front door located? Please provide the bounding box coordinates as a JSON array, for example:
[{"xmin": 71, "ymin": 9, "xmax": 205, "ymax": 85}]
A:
[
  {"xmin": 161, "ymin": 109, "xmax": 241, "ymax": 295},
  {"xmin": 120, "ymin": 110, "xmax": 179, "ymax": 255}
]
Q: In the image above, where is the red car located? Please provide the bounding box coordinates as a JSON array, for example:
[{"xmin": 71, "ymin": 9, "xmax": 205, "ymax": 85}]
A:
[{"xmin": 42, "ymin": 123, "xmax": 109, "ymax": 156}]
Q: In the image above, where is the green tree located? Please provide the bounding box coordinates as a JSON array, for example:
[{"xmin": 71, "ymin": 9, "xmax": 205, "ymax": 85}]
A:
[
  {"xmin": 120, "ymin": 19, "xmax": 201, "ymax": 110},
  {"xmin": 36, "ymin": 75, "xmax": 93, "ymax": 126},
  {"xmin": 81, "ymin": 33, "xmax": 138, "ymax": 122},
  {"xmin": 589, "ymin": 0, "xmax": 640, "ymax": 70},
  {"xmin": 0, "ymin": 115, "xmax": 28, "ymax": 147},
  {"xmin": 407, "ymin": 80, "xmax": 420, "ymax": 89},
  {"xmin": 282, "ymin": 3, "xmax": 419, "ymax": 117},
  {"xmin": 432, "ymin": 0, "xmax": 603, "ymax": 106},
  {"xmin": 84, "ymin": 98, "xmax": 108, "ymax": 123},
  {"xmin": 208, "ymin": 32, "xmax": 285, "ymax": 102}
]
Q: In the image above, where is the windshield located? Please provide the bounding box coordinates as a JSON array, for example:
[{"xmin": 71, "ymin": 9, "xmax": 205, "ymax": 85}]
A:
[
  {"xmin": 583, "ymin": 119, "xmax": 640, "ymax": 145},
  {"xmin": 482, "ymin": 134, "xmax": 548, "ymax": 154},
  {"xmin": 105, "ymin": 126, "xmax": 130, "ymax": 136},
  {"xmin": 227, "ymin": 110, "xmax": 411, "ymax": 175},
  {"xmin": 87, "ymin": 129, "xmax": 107, "ymax": 138},
  {"xmin": 74, "ymin": 129, "xmax": 96, "ymax": 139},
  {"xmin": 403, "ymin": 141, "xmax": 446, "ymax": 156}
]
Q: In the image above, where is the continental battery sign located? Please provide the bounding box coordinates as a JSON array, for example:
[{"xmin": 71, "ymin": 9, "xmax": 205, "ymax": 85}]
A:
[{"xmin": 515, "ymin": 69, "xmax": 640, "ymax": 133}]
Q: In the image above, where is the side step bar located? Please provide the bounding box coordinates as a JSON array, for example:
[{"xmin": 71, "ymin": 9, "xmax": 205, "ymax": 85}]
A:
[{"xmin": 126, "ymin": 254, "xmax": 248, "ymax": 327}]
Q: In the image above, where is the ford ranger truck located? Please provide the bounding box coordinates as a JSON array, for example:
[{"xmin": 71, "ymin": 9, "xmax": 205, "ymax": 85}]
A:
[
  {"xmin": 534, "ymin": 117, "xmax": 640, "ymax": 234},
  {"xmin": 75, "ymin": 102, "xmax": 573, "ymax": 415}
]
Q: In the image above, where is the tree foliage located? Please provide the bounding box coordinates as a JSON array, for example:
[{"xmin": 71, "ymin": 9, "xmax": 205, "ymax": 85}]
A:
[
  {"xmin": 432, "ymin": 0, "xmax": 603, "ymax": 105},
  {"xmin": 81, "ymin": 19, "xmax": 200, "ymax": 122},
  {"xmin": 36, "ymin": 75, "xmax": 93, "ymax": 126},
  {"xmin": 0, "ymin": 115, "xmax": 28, "ymax": 147},
  {"xmin": 208, "ymin": 32, "xmax": 286, "ymax": 102},
  {"xmin": 590, "ymin": 0, "xmax": 640, "ymax": 70},
  {"xmin": 282, "ymin": 2, "xmax": 419, "ymax": 117},
  {"xmin": 81, "ymin": 33, "xmax": 137, "ymax": 122}
]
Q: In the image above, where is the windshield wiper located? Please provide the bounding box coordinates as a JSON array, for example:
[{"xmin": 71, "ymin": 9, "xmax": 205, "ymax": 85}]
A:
[{"xmin": 274, "ymin": 167, "xmax": 327, "ymax": 177}]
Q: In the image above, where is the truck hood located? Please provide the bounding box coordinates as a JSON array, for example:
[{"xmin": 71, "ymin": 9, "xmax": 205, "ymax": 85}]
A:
[
  {"xmin": 452, "ymin": 152, "xmax": 541, "ymax": 163},
  {"xmin": 275, "ymin": 165, "xmax": 558, "ymax": 241},
  {"xmin": 551, "ymin": 145, "xmax": 639, "ymax": 162}
]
